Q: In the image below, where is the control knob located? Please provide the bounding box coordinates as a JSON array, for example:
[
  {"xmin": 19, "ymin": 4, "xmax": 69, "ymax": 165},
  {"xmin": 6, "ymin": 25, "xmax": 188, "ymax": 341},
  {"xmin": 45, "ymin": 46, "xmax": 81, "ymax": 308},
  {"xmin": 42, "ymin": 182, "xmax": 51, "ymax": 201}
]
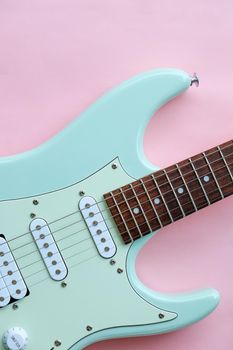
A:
[{"xmin": 2, "ymin": 327, "xmax": 28, "ymax": 350}]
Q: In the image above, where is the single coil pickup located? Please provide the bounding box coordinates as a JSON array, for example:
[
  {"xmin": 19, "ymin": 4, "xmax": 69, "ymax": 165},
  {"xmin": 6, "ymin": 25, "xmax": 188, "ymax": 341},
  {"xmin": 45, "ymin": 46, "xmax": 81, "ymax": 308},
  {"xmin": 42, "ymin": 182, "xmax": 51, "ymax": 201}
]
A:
[
  {"xmin": 79, "ymin": 196, "xmax": 117, "ymax": 258},
  {"xmin": 0, "ymin": 236, "xmax": 28, "ymax": 307},
  {"xmin": 0, "ymin": 273, "xmax": 10, "ymax": 307},
  {"xmin": 30, "ymin": 218, "xmax": 68, "ymax": 281}
]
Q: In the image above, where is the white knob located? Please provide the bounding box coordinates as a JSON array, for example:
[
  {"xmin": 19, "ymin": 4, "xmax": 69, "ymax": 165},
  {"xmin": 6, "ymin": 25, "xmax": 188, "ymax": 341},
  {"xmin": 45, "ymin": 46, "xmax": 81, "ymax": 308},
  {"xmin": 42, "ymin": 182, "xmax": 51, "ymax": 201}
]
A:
[{"xmin": 2, "ymin": 327, "xmax": 28, "ymax": 350}]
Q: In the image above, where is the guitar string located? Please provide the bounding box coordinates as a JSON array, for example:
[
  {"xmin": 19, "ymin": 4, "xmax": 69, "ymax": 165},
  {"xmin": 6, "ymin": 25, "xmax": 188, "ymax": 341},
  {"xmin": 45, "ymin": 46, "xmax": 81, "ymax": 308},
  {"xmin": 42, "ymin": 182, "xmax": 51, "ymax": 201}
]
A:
[
  {"xmin": 4, "ymin": 176, "xmax": 233, "ymax": 297},
  {"xmin": 0, "ymin": 171, "xmax": 232, "ymax": 295},
  {"xmin": 1, "ymin": 152, "xmax": 233, "ymax": 266},
  {"xmin": 0, "ymin": 144, "xmax": 232, "ymax": 300},
  {"xmin": 2, "ymin": 150, "xmax": 233, "ymax": 259},
  {"xmin": 21, "ymin": 169, "xmax": 233, "ymax": 260},
  {"xmin": 0, "ymin": 231, "xmax": 112, "ymax": 294},
  {"xmin": 0, "ymin": 142, "xmax": 231, "ymax": 296},
  {"xmin": 1, "ymin": 141, "xmax": 233, "ymax": 248},
  {"xmin": 0, "ymin": 233, "xmax": 112, "ymax": 295},
  {"xmin": 28, "ymin": 253, "xmax": 99, "ymax": 289}
]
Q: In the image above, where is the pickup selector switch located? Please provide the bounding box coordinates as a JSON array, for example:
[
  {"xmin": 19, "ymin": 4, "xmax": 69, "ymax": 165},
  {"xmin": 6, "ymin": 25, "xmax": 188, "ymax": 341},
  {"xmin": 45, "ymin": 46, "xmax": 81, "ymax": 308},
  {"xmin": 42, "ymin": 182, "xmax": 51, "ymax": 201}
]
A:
[{"xmin": 2, "ymin": 327, "xmax": 28, "ymax": 350}]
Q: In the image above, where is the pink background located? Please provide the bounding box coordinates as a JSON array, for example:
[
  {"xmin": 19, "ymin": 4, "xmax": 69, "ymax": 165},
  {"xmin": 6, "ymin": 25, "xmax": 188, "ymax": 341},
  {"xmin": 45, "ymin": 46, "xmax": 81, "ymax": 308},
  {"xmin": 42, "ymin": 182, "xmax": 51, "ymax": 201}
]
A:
[{"xmin": 0, "ymin": 1, "xmax": 233, "ymax": 349}]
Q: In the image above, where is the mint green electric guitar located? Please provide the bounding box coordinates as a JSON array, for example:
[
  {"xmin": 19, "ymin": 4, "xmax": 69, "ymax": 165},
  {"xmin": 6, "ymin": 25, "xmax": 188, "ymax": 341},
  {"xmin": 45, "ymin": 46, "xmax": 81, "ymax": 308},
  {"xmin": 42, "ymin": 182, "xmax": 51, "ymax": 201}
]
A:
[{"xmin": 1, "ymin": 68, "xmax": 232, "ymax": 350}]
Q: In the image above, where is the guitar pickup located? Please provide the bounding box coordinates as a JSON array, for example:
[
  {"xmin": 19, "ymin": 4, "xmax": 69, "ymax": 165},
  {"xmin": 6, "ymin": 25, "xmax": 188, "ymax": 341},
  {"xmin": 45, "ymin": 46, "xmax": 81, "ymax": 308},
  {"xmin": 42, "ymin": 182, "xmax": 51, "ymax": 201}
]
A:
[
  {"xmin": 30, "ymin": 218, "xmax": 68, "ymax": 281},
  {"xmin": 0, "ymin": 236, "xmax": 28, "ymax": 307},
  {"xmin": 79, "ymin": 196, "xmax": 117, "ymax": 258}
]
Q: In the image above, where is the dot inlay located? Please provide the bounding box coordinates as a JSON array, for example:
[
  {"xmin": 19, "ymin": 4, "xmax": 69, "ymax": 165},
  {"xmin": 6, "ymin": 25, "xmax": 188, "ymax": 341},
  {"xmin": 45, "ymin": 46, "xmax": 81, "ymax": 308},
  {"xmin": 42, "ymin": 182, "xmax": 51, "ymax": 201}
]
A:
[
  {"xmin": 154, "ymin": 198, "xmax": 160, "ymax": 205},
  {"xmin": 203, "ymin": 175, "xmax": 210, "ymax": 183},
  {"xmin": 133, "ymin": 207, "xmax": 140, "ymax": 214},
  {"xmin": 177, "ymin": 187, "xmax": 184, "ymax": 194}
]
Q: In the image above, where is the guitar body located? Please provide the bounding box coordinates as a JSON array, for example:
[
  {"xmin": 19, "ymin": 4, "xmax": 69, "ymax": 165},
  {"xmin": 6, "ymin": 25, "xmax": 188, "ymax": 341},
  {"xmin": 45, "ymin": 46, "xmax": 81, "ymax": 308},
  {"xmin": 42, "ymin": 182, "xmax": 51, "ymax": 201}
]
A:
[{"xmin": 0, "ymin": 69, "xmax": 219, "ymax": 350}]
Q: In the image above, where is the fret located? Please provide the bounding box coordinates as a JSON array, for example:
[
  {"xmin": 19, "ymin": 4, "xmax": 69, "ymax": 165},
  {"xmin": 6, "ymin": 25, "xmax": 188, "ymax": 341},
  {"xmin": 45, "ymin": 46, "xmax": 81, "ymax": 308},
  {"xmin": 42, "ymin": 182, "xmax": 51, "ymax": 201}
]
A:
[
  {"xmin": 128, "ymin": 183, "xmax": 153, "ymax": 232},
  {"xmin": 111, "ymin": 188, "xmax": 143, "ymax": 241},
  {"xmin": 175, "ymin": 163, "xmax": 198, "ymax": 211},
  {"xmin": 217, "ymin": 145, "xmax": 233, "ymax": 182},
  {"xmin": 163, "ymin": 168, "xmax": 185, "ymax": 217},
  {"xmin": 178, "ymin": 159, "xmax": 209, "ymax": 209},
  {"xmin": 143, "ymin": 175, "xmax": 172, "ymax": 227},
  {"xmin": 130, "ymin": 179, "xmax": 162, "ymax": 231},
  {"xmin": 119, "ymin": 188, "xmax": 143, "ymax": 237},
  {"xmin": 205, "ymin": 144, "xmax": 233, "ymax": 198},
  {"xmin": 151, "ymin": 173, "xmax": 175, "ymax": 223},
  {"xmin": 122, "ymin": 181, "xmax": 158, "ymax": 235},
  {"xmin": 188, "ymin": 158, "xmax": 211, "ymax": 205},
  {"xmin": 109, "ymin": 191, "xmax": 134, "ymax": 242},
  {"xmin": 104, "ymin": 139, "xmax": 233, "ymax": 245},
  {"xmin": 164, "ymin": 164, "xmax": 196, "ymax": 216},
  {"xmin": 219, "ymin": 141, "xmax": 233, "ymax": 176},
  {"xmin": 202, "ymin": 152, "xmax": 224, "ymax": 199},
  {"xmin": 139, "ymin": 179, "xmax": 163, "ymax": 228},
  {"xmin": 104, "ymin": 192, "xmax": 132, "ymax": 243},
  {"xmin": 153, "ymin": 170, "xmax": 186, "ymax": 221}
]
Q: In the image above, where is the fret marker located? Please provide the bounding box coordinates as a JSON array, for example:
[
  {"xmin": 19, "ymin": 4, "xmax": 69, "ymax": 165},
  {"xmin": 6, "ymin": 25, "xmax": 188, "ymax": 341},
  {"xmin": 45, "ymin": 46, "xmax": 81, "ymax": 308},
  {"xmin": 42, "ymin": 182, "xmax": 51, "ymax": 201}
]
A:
[
  {"xmin": 203, "ymin": 175, "xmax": 210, "ymax": 183},
  {"xmin": 154, "ymin": 198, "xmax": 160, "ymax": 205},
  {"xmin": 133, "ymin": 207, "xmax": 140, "ymax": 215},
  {"xmin": 177, "ymin": 187, "xmax": 184, "ymax": 194}
]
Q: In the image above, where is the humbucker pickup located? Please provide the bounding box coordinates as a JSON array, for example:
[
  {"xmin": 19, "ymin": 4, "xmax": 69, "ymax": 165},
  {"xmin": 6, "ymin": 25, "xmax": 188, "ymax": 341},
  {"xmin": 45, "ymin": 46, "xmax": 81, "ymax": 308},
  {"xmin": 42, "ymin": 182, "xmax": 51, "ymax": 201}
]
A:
[
  {"xmin": 0, "ymin": 236, "xmax": 28, "ymax": 308},
  {"xmin": 79, "ymin": 196, "xmax": 116, "ymax": 258},
  {"xmin": 30, "ymin": 218, "xmax": 68, "ymax": 281}
]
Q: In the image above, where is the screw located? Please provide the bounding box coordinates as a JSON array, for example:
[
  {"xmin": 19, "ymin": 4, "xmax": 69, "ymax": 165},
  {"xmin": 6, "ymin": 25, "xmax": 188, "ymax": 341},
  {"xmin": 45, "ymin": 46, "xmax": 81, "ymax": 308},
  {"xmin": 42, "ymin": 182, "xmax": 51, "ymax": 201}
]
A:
[
  {"xmin": 61, "ymin": 282, "xmax": 67, "ymax": 288},
  {"xmin": 79, "ymin": 191, "xmax": 85, "ymax": 196},
  {"xmin": 54, "ymin": 340, "xmax": 62, "ymax": 347},
  {"xmin": 86, "ymin": 325, "xmax": 93, "ymax": 332},
  {"xmin": 112, "ymin": 163, "xmax": 117, "ymax": 169},
  {"xmin": 159, "ymin": 313, "xmax": 165, "ymax": 319},
  {"xmin": 33, "ymin": 199, "xmax": 39, "ymax": 205},
  {"xmin": 117, "ymin": 268, "xmax": 123, "ymax": 274},
  {"xmin": 12, "ymin": 303, "xmax": 18, "ymax": 310},
  {"xmin": 30, "ymin": 213, "xmax": 36, "ymax": 218},
  {"xmin": 110, "ymin": 259, "xmax": 116, "ymax": 265}
]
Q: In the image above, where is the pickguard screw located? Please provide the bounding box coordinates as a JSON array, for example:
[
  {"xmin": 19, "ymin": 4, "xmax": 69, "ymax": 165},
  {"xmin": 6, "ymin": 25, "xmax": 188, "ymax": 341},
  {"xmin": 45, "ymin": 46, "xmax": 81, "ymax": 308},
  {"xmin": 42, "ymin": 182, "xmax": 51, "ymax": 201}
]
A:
[
  {"xmin": 79, "ymin": 191, "xmax": 85, "ymax": 196},
  {"xmin": 117, "ymin": 268, "xmax": 123, "ymax": 274},
  {"xmin": 112, "ymin": 163, "xmax": 117, "ymax": 169},
  {"xmin": 12, "ymin": 303, "xmax": 18, "ymax": 310},
  {"xmin": 86, "ymin": 325, "xmax": 93, "ymax": 332},
  {"xmin": 30, "ymin": 213, "xmax": 36, "ymax": 218},
  {"xmin": 33, "ymin": 199, "xmax": 39, "ymax": 205},
  {"xmin": 54, "ymin": 340, "xmax": 62, "ymax": 347},
  {"xmin": 159, "ymin": 313, "xmax": 165, "ymax": 319},
  {"xmin": 110, "ymin": 259, "xmax": 116, "ymax": 265},
  {"xmin": 61, "ymin": 282, "xmax": 67, "ymax": 288}
]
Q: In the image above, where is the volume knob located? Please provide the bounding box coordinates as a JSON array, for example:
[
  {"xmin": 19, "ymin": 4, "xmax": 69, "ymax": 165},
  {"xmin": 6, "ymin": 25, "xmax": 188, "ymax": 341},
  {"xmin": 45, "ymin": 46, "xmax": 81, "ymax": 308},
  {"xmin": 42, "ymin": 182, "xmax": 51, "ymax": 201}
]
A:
[{"xmin": 2, "ymin": 327, "xmax": 28, "ymax": 350}]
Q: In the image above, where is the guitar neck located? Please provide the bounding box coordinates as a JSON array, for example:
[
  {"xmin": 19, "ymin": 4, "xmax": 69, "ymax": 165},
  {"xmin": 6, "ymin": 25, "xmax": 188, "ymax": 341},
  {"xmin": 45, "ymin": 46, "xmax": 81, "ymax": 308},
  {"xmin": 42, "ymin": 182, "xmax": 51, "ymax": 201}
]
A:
[{"xmin": 104, "ymin": 140, "xmax": 233, "ymax": 244}]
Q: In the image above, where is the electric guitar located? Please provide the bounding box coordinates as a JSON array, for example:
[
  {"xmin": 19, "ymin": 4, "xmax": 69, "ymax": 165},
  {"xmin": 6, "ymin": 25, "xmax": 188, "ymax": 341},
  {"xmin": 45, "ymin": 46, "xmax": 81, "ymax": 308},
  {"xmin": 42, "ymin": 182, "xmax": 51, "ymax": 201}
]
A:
[{"xmin": 0, "ymin": 68, "xmax": 231, "ymax": 350}]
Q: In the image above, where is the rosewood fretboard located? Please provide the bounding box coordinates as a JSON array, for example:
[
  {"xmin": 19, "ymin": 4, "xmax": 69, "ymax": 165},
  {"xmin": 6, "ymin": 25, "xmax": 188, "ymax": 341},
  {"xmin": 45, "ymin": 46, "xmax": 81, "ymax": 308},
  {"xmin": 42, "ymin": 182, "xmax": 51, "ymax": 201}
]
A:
[{"xmin": 104, "ymin": 140, "xmax": 233, "ymax": 244}]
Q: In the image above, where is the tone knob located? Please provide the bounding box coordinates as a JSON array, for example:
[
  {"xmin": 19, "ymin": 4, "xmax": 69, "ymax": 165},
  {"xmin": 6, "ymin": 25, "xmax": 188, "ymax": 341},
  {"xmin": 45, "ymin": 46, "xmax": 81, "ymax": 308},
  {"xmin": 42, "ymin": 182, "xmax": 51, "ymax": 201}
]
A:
[{"xmin": 2, "ymin": 327, "xmax": 28, "ymax": 350}]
